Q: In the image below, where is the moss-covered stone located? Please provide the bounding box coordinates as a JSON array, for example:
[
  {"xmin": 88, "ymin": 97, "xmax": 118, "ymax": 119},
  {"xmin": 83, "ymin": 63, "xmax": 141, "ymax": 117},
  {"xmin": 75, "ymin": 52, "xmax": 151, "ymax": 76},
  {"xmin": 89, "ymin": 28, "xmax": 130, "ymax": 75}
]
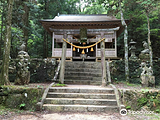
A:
[
  {"xmin": 110, "ymin": 60, "xmax": 160, "ymax": 86},
  {"xmin": 0, "ymin": 85, "xmax": 44, "ymax": 110},
  {"xmin": 0, "ymin": 58, "xmax": 57, "ymax": 83},
  {"xmin": 120, "ymin": 89, "xmax": 160, "ymax": 112}
]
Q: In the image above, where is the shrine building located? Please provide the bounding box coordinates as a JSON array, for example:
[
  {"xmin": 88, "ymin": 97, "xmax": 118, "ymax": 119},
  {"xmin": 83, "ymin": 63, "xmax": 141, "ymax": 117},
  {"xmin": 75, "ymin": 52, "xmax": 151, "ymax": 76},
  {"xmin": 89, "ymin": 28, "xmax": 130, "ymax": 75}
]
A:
[{"xmin": 40, "ymin": 14, "xmax": 128, "ymax": 61}]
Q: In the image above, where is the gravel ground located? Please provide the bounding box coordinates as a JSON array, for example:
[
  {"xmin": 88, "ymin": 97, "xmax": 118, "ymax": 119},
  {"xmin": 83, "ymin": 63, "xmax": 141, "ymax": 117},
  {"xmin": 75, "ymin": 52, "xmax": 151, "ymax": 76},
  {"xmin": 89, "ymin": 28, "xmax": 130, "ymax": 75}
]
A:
[{"xmin": 1, "ymin": 111, "xmax": 160, "ymax": 120}]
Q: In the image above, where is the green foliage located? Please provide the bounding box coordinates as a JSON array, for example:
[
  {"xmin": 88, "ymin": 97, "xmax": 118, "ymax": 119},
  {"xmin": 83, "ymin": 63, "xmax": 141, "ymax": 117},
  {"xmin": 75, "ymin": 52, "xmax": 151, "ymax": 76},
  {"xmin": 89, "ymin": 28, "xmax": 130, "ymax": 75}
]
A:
[
  {"xmin": 19, "ymin": 103, "xmax": 26, "ymax": 109},
  {"xmin": 126, "ymin": 105, "xmax": 131, "ymax": 109},
  {"xmin": 111, "ymin": 60, "xmax": 160, "ymax": 85},
  {"xmin": 126, "ymin": 83, "xmax": 135, "ymax": 86},
  {"xmin": 137, "ymin": 97, "xmax": 148, "ymax": 107},
  {"xmin": 0, "ymin": 105, "xmax": 23, "ymax": 115},
  {"xmin": 111, "ymin": 60, "xmax": 141, "ymax": 84},
  {"xmin": 137, "ymin": 91, "xmax": 160, "ymax": 113},
  {"xmin": 0, "ymin": 0, "xmax": 159, "ymax": 60},
  {"xmin": 52, "ymin": 83, "xmax": 67, "ymax": 87},
  {"xmin": 110, "ymin": 60, "xmax": 125, "ymax": 81},
  {"xmin": 141, "ymin": 89, "xmax": 149, "ymax": 93},
  {"xmin": 156, "ymin": 109, "xmax": 160, "ymax": 113},
  {"xmin": 153, "ymin": 61, "xmax": 160, "ymax": 85}
]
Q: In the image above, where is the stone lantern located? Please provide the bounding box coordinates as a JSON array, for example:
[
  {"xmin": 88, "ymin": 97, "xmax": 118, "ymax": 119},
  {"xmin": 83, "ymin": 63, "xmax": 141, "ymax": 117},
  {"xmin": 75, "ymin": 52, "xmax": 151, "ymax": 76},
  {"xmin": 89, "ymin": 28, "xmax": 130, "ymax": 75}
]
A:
[{"xmin": 129, "ymin": 39, "xmax": 138, "ymax": 60}]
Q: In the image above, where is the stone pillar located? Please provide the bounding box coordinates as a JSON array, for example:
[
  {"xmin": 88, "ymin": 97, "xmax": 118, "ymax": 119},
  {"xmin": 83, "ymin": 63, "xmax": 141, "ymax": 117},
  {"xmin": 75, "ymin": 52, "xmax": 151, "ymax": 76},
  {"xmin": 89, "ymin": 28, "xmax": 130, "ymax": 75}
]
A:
[
  {"xmin": 59, "ymin": 32, "xmax": 67, "ymax": 84},
  {"xmin": 101, "ymin": 33, "xmax": 107, "ymax": 86},
  {"xmin": 107, "ymin": 61, "xmax": 111, "ymax": 83}
]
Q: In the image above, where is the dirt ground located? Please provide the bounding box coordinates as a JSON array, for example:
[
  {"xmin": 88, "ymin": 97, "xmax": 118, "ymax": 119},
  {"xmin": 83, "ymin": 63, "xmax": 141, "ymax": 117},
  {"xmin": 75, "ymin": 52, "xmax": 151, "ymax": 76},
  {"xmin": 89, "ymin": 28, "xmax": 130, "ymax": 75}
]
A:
[{"xmin": 1, "ymin": 111, "xmax": 160, "ymax": 120}]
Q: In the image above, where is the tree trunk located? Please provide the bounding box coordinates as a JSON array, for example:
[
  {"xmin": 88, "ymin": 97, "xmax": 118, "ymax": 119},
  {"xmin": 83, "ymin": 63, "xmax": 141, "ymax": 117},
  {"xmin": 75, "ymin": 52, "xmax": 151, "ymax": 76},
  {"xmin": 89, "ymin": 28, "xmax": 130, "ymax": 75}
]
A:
[
  {"xmin": 146, "ymin": 12, "xmax": 153, "ymax": 68},
  {"xmin": 119, "ymin": 0, "xmax": 129, "ymax": 81},
  {"xmin": 43, "ymin": 0, "xmax": 48, "ymax": 58},
  {"xmin": 0, "ymin": 1, "xmax": 5, "ymax": 60},
  {"xmin": 43, "ymin": 31, "xmax": 47, "ymax": 58},
  {"xmin": 0, "ymin": 11, "xmax": 3, "ymax": 59},
  {"xmin": 0, "ymin": 0, "xmax": 14, "ymax": 85},
  {"xmin": 22, "ymin": 0, "xmax": 29, "ymax": 52}
]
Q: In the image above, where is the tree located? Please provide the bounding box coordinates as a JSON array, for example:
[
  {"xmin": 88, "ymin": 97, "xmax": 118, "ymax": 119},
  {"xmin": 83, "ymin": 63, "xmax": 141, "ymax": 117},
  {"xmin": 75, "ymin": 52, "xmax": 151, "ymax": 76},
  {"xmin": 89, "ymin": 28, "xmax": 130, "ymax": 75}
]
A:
[
  {"xmin": 22, "ymin": 0, "xmax": 30, "ymax": 52},
  {"xmin": 137, "ymin": 0, "xmax": 159, "ymax": 69},
  {"xmin": 97, "ymin": 0, "xmax": 129, "ymax": 81},
  {"xmin": 0, "ymin": 0, "xmax": 7, "ymax": 60},
  {"xmin": 119, "ymin": 0, "xmax": 129, "ymax": 81},
  {"xmin": 0, "ymin": 0, "xmax": 14, "ymax": 85}
]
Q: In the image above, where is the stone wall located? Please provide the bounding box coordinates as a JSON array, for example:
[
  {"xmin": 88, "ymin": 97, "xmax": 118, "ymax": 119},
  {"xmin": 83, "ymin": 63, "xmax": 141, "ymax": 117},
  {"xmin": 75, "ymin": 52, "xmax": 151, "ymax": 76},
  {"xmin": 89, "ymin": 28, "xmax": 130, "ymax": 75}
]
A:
[
  {"xmin": 110, "ymin": 60, "xmax": 160, "ymax": 85},
  {"xmin": 0, "ymin": 58, "xmax": 57, "ymax": 83},
  {"xmin": 0, "ymin": 59, "xmax": 160, "ymax": 85},
  {"xmin": 119, "ymin": 89, "xmax": 160, "ymax": 113},
  {"xmin": 0, "ymin": 86, "xmax": 44, "ymax": 110}
]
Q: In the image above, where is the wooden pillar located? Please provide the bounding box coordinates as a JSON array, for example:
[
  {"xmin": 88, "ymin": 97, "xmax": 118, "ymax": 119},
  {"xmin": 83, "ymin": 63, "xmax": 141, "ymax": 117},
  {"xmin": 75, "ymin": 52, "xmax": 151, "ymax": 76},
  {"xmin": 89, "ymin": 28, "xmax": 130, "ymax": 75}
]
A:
[
  {"xmin": 52, "ymin": 32, "xmax": 54, "ymax": 57},
  {"xmin": 107, "ymin": 61, "xmax": 111, "ymax": 83},
  {"xmin": 59, "ymin": 32, "xmax": 67, "ymax": 84},
  {"xmin": 114, "ymin": 31, "xmax": 117, "ymax": 57},
  {"xmin": 101, "ymin": 33, "xmax": 107, "ymax": 86},
  {"xmin": 96, "ymin": 44, "xmax": 97, "ymax": 62}
]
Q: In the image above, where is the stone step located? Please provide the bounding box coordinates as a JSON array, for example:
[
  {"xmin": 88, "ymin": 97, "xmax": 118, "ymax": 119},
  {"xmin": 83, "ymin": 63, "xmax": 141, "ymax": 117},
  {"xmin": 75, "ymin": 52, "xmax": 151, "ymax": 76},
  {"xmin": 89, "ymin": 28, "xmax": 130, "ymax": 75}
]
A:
[
  {"xmin": 90, "ymin": 81, "xmax": 103, "ymax": 85},
  {"xmin": 64, "ymin": 76, "xmax": 101, "ymax": 80},
  {"xmin": 64, "ymin": 80, "xmax": 91, "ymax": 85},
  {"xmin": 47, "ymin": 92, "xmax": 116, "ymax": 99},
  {"xmin": 65, "ymin": 66, "xmax": 101, "ymax": 69},
  {"xmin": 65, "ymin": 72, "xmax": 102, "ymax": 77},
  {"xmin": 43, "ymin": 104, "xmax": 119, "ymax": 112},
  {"xmin": 44, "ymin": 98, "xmax": 117, "ymax": 106},
  {"xmin": 65, "ymin": 68, "xmax": 102, "ymax": 73},
  {"xmin": 64, "ymin": 80, "xmax": 101, "ymax": 85},
  {"xmin": 65, "ymin": 62, "xmax": 101, "ymax": 69},
  {"xmin": 48, "ymin": 87, "xmax": 114, "ymax": 94}
]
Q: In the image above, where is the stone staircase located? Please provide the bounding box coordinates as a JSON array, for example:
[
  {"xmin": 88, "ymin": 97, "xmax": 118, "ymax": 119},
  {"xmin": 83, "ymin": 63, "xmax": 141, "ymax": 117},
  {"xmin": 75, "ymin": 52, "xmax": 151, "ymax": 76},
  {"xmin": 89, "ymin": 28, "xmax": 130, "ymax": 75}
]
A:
[
  {"xmin": 64, "ymin": 62, "xmax": 102, "ymax": 85},
  {"xmin": 42, "ymin": 85, "xmax": 119, "ymax": 112}
]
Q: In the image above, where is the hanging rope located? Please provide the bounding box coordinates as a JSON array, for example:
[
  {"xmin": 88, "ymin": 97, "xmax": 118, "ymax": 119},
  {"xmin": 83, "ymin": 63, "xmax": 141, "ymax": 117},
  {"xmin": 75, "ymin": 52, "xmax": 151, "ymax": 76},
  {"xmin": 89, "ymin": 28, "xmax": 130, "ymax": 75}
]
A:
[{"xmin": 62, "ymin": 38, "xmax": 105, "ymax": 49}]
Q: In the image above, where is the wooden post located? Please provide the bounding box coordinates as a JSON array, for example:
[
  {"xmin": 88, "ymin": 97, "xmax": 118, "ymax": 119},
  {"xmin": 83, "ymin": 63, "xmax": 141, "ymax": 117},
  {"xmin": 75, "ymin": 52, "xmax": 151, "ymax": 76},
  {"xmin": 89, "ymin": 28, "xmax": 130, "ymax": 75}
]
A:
[
  {"xmin": 114, "ymin": 31, "xmax": 117, "ymax": 57},
  {"xmin": 52, "ymin": 32, "xmax": 54, "ymax": 57},
  {"xmin": 59, "ymin": 32, "xmax": 67, "ymax": 84},
  {"xmin": 101, "ymin": 33, "xmax": 107, "ymax": 86},
  {"xmin": 107, "ymin": 61, "xmax": 111, "ymax": 83}
]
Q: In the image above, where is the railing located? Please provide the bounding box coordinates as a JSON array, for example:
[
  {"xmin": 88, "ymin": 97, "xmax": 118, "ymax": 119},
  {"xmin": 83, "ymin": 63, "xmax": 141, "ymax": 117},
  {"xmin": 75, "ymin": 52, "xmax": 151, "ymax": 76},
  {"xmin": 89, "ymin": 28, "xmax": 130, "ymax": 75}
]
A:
[
  {"xmin": 53, "ymin": 60, "xmax": 61, "ymax": 81},
  {"xmin": 96, "ymin": 49, "xmax": 116, "ymax": 57},
  {"xmin": 52, "ymin": 48, "xmax": 72, "ymax": 57}
]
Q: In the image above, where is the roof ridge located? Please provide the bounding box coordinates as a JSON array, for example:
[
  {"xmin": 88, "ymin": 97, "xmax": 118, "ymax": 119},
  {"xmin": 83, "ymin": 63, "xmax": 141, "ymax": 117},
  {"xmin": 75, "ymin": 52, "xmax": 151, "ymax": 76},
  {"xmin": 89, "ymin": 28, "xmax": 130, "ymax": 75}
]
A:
[{"xmin": 59, "ymin": 14, "xmax": 108, "ymax": 16}]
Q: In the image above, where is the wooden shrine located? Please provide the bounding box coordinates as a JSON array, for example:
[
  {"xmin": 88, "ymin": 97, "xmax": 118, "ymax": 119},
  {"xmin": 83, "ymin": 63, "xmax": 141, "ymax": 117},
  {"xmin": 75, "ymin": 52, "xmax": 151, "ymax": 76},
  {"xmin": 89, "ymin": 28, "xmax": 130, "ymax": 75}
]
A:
[{"xmin": 40, "ymin": 14, "xmax": 128, "ymax": 62}]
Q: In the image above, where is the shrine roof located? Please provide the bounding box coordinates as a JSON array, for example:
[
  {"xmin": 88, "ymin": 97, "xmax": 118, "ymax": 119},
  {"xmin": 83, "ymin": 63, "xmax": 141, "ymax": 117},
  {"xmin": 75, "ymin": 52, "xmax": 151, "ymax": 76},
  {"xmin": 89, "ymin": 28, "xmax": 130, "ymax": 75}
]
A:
[
  {"xmin": 41, "ymin": 14, "xmax": 119, "ymax": 22},
  {"xmin": 40, "ymin": 14, "xmax": 130, "ymax": 36}
]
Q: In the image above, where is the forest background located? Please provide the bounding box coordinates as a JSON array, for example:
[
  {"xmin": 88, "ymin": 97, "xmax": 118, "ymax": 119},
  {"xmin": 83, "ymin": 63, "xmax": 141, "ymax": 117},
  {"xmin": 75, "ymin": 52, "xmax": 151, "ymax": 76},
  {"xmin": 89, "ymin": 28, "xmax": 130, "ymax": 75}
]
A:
[
  {"xmin": 0, "ymin": 0, "xmax": 159, "ymax": 59},
  {"xmin": 0, "ymin": 0, "xmax": 160, "ymax": 85}
]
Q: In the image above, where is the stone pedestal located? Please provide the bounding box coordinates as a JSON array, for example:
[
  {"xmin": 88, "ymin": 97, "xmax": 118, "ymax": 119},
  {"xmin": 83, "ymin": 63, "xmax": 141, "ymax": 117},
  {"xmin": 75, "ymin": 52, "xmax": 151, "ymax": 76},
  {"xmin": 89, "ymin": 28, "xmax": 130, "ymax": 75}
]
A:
[
  {"xmin": 139, "ymin": 54, "xmax": 150, "ymax": 62},
  {"xmin": 140, "ymin": 61, "xmax": 155, "ymax": 87},
  {"xmin": 149, "ymin": 76, "xmax": 155, "ymax": 87},
  {"xmin": 141, "ymin": 75, "xmax": 155, "ymax": 87},
  {"xmin": 15, "ymin": 71, "xmax": 30, "ymax": 85}
]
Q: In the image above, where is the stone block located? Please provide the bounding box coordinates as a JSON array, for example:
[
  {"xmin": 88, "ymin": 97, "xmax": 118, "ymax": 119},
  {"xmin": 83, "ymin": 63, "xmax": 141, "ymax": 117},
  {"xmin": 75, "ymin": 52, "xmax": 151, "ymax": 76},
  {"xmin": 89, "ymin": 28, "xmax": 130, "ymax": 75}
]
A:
[{"xmin": 64, "ymin": 105, "xmax": 87, "ymax": 112}]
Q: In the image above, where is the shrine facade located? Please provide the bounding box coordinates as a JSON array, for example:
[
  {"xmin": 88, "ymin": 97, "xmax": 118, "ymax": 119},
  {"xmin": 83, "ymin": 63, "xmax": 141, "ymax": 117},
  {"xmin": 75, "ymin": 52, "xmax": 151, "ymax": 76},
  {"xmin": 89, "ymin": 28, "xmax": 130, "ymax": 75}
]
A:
[{"xmin": 40, "ymin": 14, "xmax": 128, "ymax": 61}]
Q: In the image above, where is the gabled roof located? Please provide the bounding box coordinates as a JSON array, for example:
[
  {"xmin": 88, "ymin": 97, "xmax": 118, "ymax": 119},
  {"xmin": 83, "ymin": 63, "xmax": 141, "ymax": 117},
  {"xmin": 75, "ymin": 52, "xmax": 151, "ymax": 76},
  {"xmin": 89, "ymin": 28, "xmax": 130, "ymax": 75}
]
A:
[
  {"xmin": 45, "ymin": 14, "xmax": 118, "ymax": 22},
  {"xmin": 40, "ymin": 14, "xmax": 129, "ymax": 36}
]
